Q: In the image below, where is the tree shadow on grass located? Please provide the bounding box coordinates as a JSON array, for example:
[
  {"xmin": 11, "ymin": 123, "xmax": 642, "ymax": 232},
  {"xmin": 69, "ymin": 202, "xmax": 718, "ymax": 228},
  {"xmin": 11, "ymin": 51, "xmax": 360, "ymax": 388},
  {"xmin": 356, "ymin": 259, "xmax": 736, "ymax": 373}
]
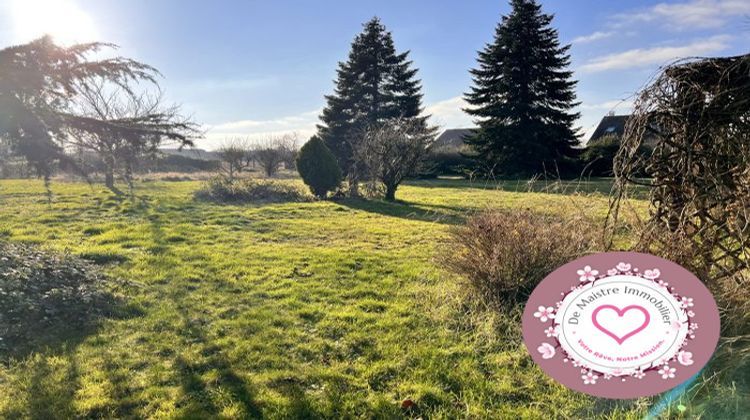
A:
[
  {"xmin": 22, "ymin": 353, "xmax": 81, "ymax": 419},
  {"xmin": 160, "ymin": 267, "xmax": 354, "ymax": 418},
  {"xmin": 173, "ymin": 350, "xmax": 263, "ymax": 418},
  {"xmin": 170, "ymin": 305, "xmax": 263, "ymax": 418},
  {"xmin": 0, "ymin": 298, "xmax": 144, "ymax": 418},
  {"xmin": 0, "ymin": 293, "xmax": 143, "ymax": 362},
  {"xmin": 117, "ymin": 213, "xmax": 265, "ymax": 417},
  {"xmin": 0, "ymin": 351, "xmax": 84, "ymax": 418},
  {"xmin": 405, "ymin": 177, "xmax": 630, "ymax": 196},
  {"xmin": 337, "ymin": 197, "xmax": 469, "ymax": 225}
]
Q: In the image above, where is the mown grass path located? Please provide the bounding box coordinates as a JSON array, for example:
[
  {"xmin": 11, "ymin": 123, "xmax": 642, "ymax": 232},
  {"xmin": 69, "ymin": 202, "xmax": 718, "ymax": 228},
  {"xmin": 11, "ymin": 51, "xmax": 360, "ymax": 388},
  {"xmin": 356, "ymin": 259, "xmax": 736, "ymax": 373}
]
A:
[{"xmin": 0, "ymin": 179, "xmax": 644, "ymax": 418}]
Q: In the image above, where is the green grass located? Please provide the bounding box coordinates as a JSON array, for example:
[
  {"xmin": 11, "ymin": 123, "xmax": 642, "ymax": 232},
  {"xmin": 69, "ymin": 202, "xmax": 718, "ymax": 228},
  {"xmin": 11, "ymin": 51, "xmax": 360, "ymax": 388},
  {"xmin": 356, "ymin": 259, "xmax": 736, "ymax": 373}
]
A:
[
  {"xmin": 406, "ymin": 176, "xmax": 649, "ymax": 198},
  {"xmin": 0, "ymin": 179, "xmax": 650, "ymax": 418}
]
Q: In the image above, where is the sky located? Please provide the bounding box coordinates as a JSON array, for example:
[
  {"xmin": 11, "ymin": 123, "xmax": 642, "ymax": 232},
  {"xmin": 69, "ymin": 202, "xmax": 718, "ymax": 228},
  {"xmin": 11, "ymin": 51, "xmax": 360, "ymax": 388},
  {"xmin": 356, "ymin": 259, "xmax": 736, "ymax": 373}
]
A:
[{"xmin": 0, "ymin": 0, "xmax": 748, "ymax": 149}]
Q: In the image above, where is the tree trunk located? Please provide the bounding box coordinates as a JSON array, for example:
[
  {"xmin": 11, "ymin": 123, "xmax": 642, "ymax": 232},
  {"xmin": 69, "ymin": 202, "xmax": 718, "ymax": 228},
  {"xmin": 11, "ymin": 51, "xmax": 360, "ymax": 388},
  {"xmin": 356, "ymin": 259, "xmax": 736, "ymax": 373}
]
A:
[
  {"xmin": 124, "ymin": 162, "xmax": 134, "ymax": 197},
  {"xmin": 347, "ymin": 173, "xmax": 360, "ymax": 197},
  {"xmin": 105, "ymin": 168, "xmax": 115, "ymax": 190},
  {"xmin": 384, "ymin": 183, "xmax": 397, "ymax": 201},
  {"xmin": 103, "ymin": 155, "xmax": 121, "ymax": 194},
  {"xmin": 43, "ymin": 173, "xmax": 52, "ymax": 204}
]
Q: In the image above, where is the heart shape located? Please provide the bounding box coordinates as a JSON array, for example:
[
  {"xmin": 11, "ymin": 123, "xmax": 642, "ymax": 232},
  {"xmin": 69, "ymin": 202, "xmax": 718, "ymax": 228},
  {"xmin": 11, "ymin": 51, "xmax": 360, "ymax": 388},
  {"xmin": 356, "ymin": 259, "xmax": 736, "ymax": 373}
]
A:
[{"xmin": 591, "ymin": 304, "xmax": 650, "ymax": 345}]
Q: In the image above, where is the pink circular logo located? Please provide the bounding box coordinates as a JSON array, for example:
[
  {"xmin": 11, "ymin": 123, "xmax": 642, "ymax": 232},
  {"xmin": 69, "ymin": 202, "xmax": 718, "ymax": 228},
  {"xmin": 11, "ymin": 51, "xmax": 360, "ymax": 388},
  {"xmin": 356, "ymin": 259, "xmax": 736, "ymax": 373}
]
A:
[{"xmin": 522, "ymin": 252, "xmax": 720, "ymax": 399}]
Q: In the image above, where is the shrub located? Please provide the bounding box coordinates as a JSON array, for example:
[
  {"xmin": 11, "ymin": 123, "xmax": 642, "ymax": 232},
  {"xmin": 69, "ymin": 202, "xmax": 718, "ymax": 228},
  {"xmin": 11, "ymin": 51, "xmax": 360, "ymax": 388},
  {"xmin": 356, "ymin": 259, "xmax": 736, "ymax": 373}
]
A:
[
  {"xmin": 296, "ymin": 137, "xmax": 342, "ymax": 198},
  {"xmin": 353, "ymin": 118, "xmax": 436, "ymax": 201},
  {"xmin": 440, "ymin": 209, "xmax": 601, "ymax": 306},
  {"xmin": 634, "ymin": 225, "xmax": 750, "ymax": 336},
  {"xmin": 710, "ymin": 272, "xmax": 750, "ymax": 337},
  {"xmin": 0, "ymin": 242, "xmax": 117, "ymax": 356},
  {"xmin": 581, "ymin": 134, "xmax": 621, "ymax": 177},
  {"xmin": 582, "ymin": 134, "xmax": 652, "ymax": 177},
  {"xmin": 194, "ymin": 177, "xmax": 310, "ymax": 203},
  {"xmin": 419, "ymin": 151, "xmax": 473, "ymax": 178}
]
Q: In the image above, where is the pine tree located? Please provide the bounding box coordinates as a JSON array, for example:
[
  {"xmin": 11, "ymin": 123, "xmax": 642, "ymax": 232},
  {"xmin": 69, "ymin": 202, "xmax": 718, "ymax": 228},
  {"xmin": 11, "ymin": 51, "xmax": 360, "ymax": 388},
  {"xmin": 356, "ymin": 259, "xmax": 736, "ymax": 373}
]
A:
[
  {"xmin": 317, "ymin": 17, "xmax": 428, "ymax": 181},
  {"xmin": 464, "ymin": 0, "xmax": 580, "ymax": 177}
]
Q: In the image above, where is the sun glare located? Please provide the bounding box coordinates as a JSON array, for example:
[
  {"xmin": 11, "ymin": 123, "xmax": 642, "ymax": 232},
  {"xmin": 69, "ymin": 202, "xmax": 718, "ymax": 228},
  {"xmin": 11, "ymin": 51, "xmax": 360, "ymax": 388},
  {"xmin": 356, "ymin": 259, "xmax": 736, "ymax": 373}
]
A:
[{"xmin": 9, "ymin": 0, "xmax": 97, "ymax": 46}]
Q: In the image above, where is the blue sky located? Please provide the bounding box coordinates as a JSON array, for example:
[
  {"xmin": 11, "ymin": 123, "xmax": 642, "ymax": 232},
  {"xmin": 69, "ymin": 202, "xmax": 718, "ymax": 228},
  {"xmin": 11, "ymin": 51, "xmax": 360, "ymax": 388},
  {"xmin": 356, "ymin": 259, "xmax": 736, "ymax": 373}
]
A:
[{"xmin": 1, "ymin": 0, "xmax": 748, "ymax": 148}]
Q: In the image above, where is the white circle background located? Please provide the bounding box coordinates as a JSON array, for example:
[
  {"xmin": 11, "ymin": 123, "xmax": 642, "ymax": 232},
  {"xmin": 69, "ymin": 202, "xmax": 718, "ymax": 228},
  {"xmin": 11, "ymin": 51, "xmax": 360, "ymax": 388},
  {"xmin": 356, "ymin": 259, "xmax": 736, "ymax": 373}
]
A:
[{"xmin": 555, "ymin": 275, "xmax": 689, "ymax": 375}]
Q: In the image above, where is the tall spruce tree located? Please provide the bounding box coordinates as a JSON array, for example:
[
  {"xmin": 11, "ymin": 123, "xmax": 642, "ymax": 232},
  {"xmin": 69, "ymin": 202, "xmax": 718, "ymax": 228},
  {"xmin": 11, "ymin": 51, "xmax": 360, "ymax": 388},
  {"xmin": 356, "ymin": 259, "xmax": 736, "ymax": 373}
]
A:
[
  {"xmin": 464, "ymin": 0, "xmax": 580, "ymax": 177},
  {"xmin": 317, "ymin": 17, "xmax": 428, "ymax": 182}
]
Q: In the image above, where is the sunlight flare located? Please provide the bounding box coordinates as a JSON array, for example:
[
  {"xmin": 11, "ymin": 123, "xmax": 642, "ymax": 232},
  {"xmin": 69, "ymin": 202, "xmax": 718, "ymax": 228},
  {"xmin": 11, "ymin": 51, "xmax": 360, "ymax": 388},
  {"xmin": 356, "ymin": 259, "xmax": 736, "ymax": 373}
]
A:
[{"xmin": 8, "ymin": 0, "xmax": 97, "ymax": 45}]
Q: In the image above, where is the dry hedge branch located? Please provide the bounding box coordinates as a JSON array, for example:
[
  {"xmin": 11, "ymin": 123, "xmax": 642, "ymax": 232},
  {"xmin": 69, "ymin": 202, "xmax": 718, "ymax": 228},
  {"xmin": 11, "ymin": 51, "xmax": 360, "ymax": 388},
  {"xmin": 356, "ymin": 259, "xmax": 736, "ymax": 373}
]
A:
[{"xmin": 609, "ymin": 54, "xmax": 750, "ymax": 281}]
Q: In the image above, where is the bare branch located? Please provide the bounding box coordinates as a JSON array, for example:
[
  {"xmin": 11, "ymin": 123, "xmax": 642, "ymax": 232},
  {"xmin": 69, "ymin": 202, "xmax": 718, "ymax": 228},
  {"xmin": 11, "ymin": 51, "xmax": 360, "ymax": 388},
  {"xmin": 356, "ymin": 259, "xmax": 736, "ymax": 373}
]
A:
[{"xmin": 352, "ymin": 118, "xmax": 436, "ymax": 200}]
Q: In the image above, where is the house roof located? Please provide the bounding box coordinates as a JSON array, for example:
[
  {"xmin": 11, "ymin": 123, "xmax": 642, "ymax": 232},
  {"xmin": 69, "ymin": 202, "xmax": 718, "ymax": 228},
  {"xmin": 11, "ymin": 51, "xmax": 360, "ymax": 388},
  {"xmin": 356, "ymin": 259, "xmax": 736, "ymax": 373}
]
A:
[
  {"xmin": 588, "ymin": 115, "xmax": 629, "ymax": 143},
  {"xmin": 434, "ymin": 128, "xmax": 474, "ymax": 150}
]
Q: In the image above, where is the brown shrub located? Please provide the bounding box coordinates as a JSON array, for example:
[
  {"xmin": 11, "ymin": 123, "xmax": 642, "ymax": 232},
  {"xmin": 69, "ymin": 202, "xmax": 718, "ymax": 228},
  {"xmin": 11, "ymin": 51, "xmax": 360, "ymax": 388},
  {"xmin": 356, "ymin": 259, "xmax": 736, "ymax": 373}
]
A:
[
  {"xmin": 633, "ymin": 225, "xmax": 750, "ymax": 336},
  {"xmin": 440, "ymin": 209, "xmax": 602, "ymax": 306},
  {"xmin": 632, "ymin": 225, "xmax": 700, "ymax": 273}
]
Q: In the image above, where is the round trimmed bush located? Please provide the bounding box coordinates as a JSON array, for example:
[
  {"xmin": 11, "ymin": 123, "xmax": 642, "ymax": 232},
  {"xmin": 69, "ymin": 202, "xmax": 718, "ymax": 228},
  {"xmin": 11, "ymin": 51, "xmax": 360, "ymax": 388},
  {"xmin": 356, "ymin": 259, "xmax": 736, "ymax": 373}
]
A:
[{"xmin": 296, "ymin": 136, "xmax": 342, "ymax": 198}]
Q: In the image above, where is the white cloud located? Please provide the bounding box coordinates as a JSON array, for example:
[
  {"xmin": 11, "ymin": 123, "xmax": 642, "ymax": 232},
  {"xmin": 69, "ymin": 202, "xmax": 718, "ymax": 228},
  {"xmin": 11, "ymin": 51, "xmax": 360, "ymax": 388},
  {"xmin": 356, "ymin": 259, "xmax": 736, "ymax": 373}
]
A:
[
  {"xmin": 578, "ymin": 35, "xmax": 731, "ymax": 73},
  {"xmin": 200, "ymin": 110, "xmax": 320, "ymax": 149},
  {"xmin": 198, "ymin": 96, "xmax": 478, "ymax": 149},
  {"xmin": 614, "ymin": 0, "xmax": 750, "ymax": 30},
  {"xmin": 425, "ymin": 96, "xmax": 473, "ymax": 129},
  {"xmin": 572, "ymin": 31, "xmax": 614, "ymax": 44}
]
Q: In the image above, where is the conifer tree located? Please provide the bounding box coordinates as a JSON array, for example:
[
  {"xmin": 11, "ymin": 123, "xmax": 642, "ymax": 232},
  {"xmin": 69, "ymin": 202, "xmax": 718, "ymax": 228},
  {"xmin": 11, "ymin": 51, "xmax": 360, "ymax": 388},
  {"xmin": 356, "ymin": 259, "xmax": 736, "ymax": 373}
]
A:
[
  {"xmin": 317, "ymin": 17, "xmax": 428, "ymax": 186},
  {"xmin": 297, "ymin": 136, "xmax": 342, "ymax": 198},
  {"xmin": 464, "ymin": 0, "xmax": 580, "ymax": 177}
]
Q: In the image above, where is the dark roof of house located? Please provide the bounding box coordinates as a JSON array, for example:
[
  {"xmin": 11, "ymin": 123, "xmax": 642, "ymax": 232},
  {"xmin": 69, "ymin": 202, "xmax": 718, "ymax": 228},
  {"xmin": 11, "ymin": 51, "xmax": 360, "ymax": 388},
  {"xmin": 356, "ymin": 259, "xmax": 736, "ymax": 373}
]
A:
[
  {"xmin": 434, "ymin": 128, "xmax": 475, "ymax": 150},
  {"xmin": 588, "ymin": 115, "xmax": 629, "ymax": 143}
]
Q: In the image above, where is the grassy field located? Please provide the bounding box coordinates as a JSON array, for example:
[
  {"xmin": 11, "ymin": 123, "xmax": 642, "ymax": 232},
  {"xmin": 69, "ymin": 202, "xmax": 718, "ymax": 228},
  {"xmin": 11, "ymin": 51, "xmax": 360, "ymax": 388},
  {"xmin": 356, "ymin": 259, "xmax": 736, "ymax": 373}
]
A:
[{"xmin": 0, "ymin": 178, "xmax": 650, "ymax": 418}]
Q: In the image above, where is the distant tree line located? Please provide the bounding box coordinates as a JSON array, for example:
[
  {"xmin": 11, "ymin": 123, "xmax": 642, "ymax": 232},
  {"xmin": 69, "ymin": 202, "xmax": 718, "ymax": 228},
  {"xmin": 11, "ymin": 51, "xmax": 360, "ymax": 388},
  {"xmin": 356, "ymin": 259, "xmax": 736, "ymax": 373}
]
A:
[
  {"xmin": 215, "ymin": 134, "xmax": 298, "ymax": 181},
  {"xmin": 69, "ymin": 150, "xmax": 220, "ymax": 175}
]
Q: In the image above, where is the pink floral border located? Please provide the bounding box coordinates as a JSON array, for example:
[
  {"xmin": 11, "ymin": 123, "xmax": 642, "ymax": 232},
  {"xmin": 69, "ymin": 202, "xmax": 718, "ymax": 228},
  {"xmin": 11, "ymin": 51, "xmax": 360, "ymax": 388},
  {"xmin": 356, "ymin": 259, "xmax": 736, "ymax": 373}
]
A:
[{"xmin": 533, "ymin": 262, "xmax": 697, "ymax": 385}]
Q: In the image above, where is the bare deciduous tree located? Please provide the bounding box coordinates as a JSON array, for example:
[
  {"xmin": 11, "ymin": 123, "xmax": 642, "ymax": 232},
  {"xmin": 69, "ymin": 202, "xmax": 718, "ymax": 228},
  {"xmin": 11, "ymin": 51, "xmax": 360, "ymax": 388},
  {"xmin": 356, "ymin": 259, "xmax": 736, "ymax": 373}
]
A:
[
  {"xmin": 217, "ymin": 138, "xmax": 254, "ymax": 181},
  {"xmin": 1, "ymin": 36, "xmax": 199, "ymax": 197},
  {"xmin": 353, "ymin": 118, "xmax": 436, "ymax": 201},
  {"xmin": 253, "ymin": 134, "xmax": 298, "ymax": 177},
  {"xmin": 65, "ymin": 79, "xmax": 199, "ymax": 195}
]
